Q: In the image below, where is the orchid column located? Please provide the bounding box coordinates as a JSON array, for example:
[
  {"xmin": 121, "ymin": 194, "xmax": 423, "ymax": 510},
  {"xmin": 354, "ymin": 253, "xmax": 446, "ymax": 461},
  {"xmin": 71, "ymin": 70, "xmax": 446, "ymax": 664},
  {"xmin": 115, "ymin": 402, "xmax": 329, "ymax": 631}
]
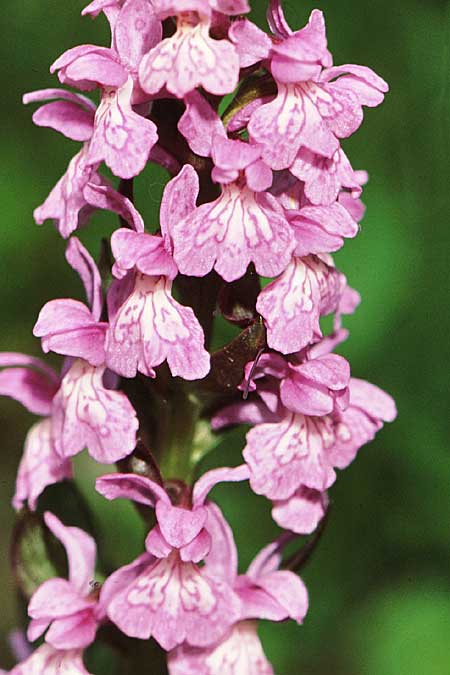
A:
[{"xmin": 1, "ymin": 1, "xmax": 396, "ymax": 673}]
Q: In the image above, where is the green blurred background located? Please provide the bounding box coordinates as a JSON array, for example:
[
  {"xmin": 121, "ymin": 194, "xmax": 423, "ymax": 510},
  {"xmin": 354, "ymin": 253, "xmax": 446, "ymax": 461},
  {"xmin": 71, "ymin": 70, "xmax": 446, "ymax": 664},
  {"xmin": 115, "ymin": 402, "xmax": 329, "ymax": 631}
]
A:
[{"xmin": 1, "ymin": 0, "xmax": 449, "ymax": 672}]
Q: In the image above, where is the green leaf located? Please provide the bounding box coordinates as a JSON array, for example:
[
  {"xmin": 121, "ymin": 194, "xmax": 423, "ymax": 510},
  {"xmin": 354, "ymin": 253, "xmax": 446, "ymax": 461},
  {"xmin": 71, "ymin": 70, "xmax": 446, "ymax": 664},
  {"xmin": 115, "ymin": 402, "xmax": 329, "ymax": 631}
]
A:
[{"xmin": 11, "ymin": 510, "xmax": 59, "ymax": 600}]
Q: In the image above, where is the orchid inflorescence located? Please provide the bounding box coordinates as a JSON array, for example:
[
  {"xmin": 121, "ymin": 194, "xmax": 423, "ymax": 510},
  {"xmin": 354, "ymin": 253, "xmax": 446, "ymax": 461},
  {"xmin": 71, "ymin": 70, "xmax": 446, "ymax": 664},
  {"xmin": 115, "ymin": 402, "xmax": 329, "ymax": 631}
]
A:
[{"xmin": 1, "ymin": 1, "xmax": 396, "ymax": 673}]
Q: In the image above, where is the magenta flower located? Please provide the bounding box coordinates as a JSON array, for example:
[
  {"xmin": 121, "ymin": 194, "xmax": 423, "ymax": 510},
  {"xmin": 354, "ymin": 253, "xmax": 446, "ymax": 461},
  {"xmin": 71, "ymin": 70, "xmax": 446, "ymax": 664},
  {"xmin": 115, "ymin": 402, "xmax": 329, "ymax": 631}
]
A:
[
  {"xmin": 256, "ymin": 254, "xmax": 358, "ymax": 355},
  {"xmin": 27, "ymin": 512, "xmax": 102, "ymax": 650},
  {"xmin": 96, "ymin": 466, "xmax": 248, "ymax": 650},
  {"xmin": 33, "ymin": 237, "xmax": 139, "ymax": 463},
  {"xmin": 138, "ymin": 0, "xmax": 247, "ymax": 98},
  {"xmin": 0, "ymin": 353, "xmax": 71, "ymax": 510},
  {"xmin": 171, "ymin": 161, "xmax": 295, "ymax": 282},
  {"xmin": 168, "ymin": 513, "xmax": 308, "ymax": 673},
  {"xmin": 248, "ymin": 9, "xmax": 388, "ymax": 202},
  {"xmin": 242, "ymin": 376, "xmax": 396, "ymax": 500},
  {"xmin": 105, "ymin": 167, "xmax": 210, "ymax": 380},
  {"xmin": 23, "ymin": 89, "xmax": 109, "ymax": 238},
  {"xmin": 51, "ymin": 1, "xmax": 161, "ymax": 179}
]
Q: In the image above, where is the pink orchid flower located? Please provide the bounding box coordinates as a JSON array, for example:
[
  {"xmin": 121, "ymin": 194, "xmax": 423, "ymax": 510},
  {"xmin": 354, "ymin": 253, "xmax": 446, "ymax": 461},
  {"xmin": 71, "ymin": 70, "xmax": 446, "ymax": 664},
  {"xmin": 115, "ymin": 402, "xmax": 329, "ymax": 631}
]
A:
[
  {"xmin": 168, "ymin": 516, "xmax": 308, "ymax": 673},
  {"xmin": 96, "ymin": 465, "xmax": 249, "ymax": 650},
  {"xmin": 27, "ymin": 512, "xmax": 103, "ymax": 650},
  {"xmin": 139, "ymin": 0, "xmax": 248, "ymax": 98},
  {"xmin": 105, "ymin": 166, "xmax": 210, "ymax": 380}
]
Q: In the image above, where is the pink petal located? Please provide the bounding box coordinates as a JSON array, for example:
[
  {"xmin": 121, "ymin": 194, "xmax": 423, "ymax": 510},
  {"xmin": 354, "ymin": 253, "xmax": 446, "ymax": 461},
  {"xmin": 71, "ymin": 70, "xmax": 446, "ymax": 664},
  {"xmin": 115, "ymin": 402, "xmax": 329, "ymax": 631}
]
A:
[
  {"xmin": 180, "ymin": 528, "xmax": 212, "ymax": 563},
  {"xmin": 256, "ymin": 256, "xmax": 343, "ymax": 354},
  {"xmin": 87, "ymin": 77, "xmax": 158, "ymax": 179},
  {"xmin": 255, "ymin": 570, "xmax": 308, "ymax": 623},
  {"xmin": 44, "ymin": 609, "xmax": 97, "ymax": 650},
  {"xmin": 211, "ymin": 399, "xmax": 279, "ymax": 430},
  {"xmin": 13, "ymin": 419, "xmax": 72, "ymax": 511},
  {"xmin": 23, "ymin": 88, "xmax": 96, "ymax": 112},
  {"xmin": 192, "ymin": 465, "xmax": 250, "ymax": 506},
  {"xmin": 291, "ymin": 201, "xmax": 358, "ymax": 257},
  {"xmin": 280, "ymin": 374, "xmax": 336, "ymax": 416},
  {"xmin": 228, "ymin": 19, "xmax": 271, "ymax": 68},
  {"xmin": 243, "ymin": 412, "xmax": 336, "ymax": 499},
  {"xmin": 349, "ymin": 377, "xmax": 397, "ymax": 422},
  {"xmin": 83, "ymin": 182, "xmax": 144, "ymax": 232},
  {"xmin": 52, "ymin": 46, "xmax": 127, "ymax": 90},
  {"xmin": 212, "ymin": 135, "xmax": 261, "ymax": 172},
  {"xmin": 245, "ymin": 159, "xmax": 273, "ymax": 193},
  {"xmin": 248, "ymin": 84, "xmax": 306, "ymax": 170},
  {"xmin": 111, "ymin": 229, "xmax": 177, "ymax": 279},
  {"xmin": 105, "ymin": 274, "xmax": 210, "ymax": 380},
  {"xmin": 66, "ymin": 237, "xmax": 103, "ymax": 321},
  {"xmin": 106, "ymin": 552, "xmax": 241, "ymax": 649},
  {"xmin": 160, "ymin": 164, "xmax": 200, "ymax": 246},
  {"xmin": 168, "ymin": 621, "xmax": 274, "ymax": 675},
  {"xmin": 82, "ymin": 0, "xmax": 120, "ymax": 18},
  {"xmin": 267, "ymin": 0, "xmax": 292, "ymax": 39},
  {"xmin": 113, "ymin": 0, "xmax": 162, "ymax": 72},
  {"xmin": 272, "ymin": 486, "xmax": 327, "ymax": 534},
  {"xmin": 172, "ymin": 184, "xmax": 294, "ymax": 282},
  {"xmin": 44, "ymin": 512, "xmax": 97, "ymax": 596},
  {"xmin": 99, "ymin": 552, "xmax": 153, "ymax": 612},
  {"xmin": 33, "ymin": 299, "xmax": 107, "ymax": 366},
  {"xmin": 296, "ymin": 353, "xmax": 350, "ymax": 390},
  {"xmin": 28, "ymin": 579, "xmax": 92, "ymax": 621},
  {"xmin": 139, "ymin": 23, "xmax": 239, "ymax": 98},
  {"xmin": 34, "ymin": 145, "xmax": 104, "ymax": 239},
  {"xmin": 236, "ymin": 579, "xmax": 287, "ymax": 621},
  {"xmin": 178, "ymin": 92, "xmax": 225, "ymax": 157},
  {"xmin": 31, "ymin": 101, "xmax": 94, "ymax": 142},
  {"xmin": 96, "ymin": 472, "xmax": 169, "ymax": 507},
  {"xmin": 156, "ymin": 501, "xmax": 207, "ymax": 548},
  {"xmin": 203, "ymin": 502, "xmax": 238, "ymax": 583},
  {"xmin": 27, "ymin": 617, "xmax": 50, "ymax": 642},
  {"xmin": 145, "ymin": 525, "xmax": 174, "ymax": 558},
  {"xmin": 10, "ymin": 644, "xmax": 93, "ymax": 675},
  {"xmin": 211, "ymin": 0, "xmax": 250, "ymax": 13},
  {"xmin": 51, "ymin": 360, "xmax": 138, "ymax": 463},
  {"xmin": 0, "ymin": 365, "xmax": 57, "ymax": 416}
]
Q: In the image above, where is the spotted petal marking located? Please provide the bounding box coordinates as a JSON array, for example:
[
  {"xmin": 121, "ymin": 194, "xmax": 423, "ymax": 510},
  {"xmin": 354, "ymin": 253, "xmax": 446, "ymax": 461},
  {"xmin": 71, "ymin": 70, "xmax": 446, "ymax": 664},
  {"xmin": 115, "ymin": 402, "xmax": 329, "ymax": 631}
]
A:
[
  {"xmin": 87, "ymin": 77, "xmax": 158, "ymax": 179},
  {"xmin": 51, "ymin": 359, "xmax": 138, "ymax": 463},
  {"xmin": 106, "ymin": 551, "xmax": 240, "ymax": 650},
  {"xmin": 256, "ymin": 255, "xmax": 343, "ymax": 354},
  {"xmin": 173, "ymin": 184, "xmax": 294, "ymax": 282},
  {"xmin": 106, "ymin": 274, "xmax": 210, "ymax": 380},
  {"xmin": 139, "ymin": 22, "xmax": 239, "ymax": 98}
]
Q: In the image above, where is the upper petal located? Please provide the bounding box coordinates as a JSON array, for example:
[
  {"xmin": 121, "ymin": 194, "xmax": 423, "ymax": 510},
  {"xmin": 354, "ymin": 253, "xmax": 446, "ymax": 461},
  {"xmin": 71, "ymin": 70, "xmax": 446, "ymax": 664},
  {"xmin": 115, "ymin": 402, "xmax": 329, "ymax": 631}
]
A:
[{"xmin": 44, "ymin": 512, "xmax": 97, "ymax": 596}]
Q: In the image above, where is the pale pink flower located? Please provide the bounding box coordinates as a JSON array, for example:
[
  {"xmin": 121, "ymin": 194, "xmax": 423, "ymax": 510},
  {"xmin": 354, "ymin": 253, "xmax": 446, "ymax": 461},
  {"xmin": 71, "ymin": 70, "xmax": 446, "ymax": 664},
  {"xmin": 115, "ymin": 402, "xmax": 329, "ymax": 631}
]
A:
[
  {"xmin": 97, "ymin": 466, "xmax": 248, "ymax": 650},
  {"xmin": 139, "ymin": 0, "xmax": 246, "ymax": 98},
  {"xmin": 256, "ymin": 254, "xmax": 357, "ymax": 355},
  {"xmin": 0, "ymin": 353, "xmax": 71, "ymax": 510},
  {"xmin": 248, "ymin": 9, "xmax": 388, "ymax": 202},
  {"xmin": 171, "ymin": 161, "xmax": 295, "ymax": 283},
  {"xmin": 33, "ymin": 238, "xmax": 139, "ymax": 464},
  {"xmin": 51, "ymin": 3, "xmax": 161, "ymax": 179},
  {"xmin": 242, "ymin": 377, "xmax": 396, "ymax": 500},
  {"xmin": 23, "ymin": 89, "xmax": 110, "ymax": 238},
  {"xmin": 27, "ymin": 512, "xmax": 102, "ymax": 650},
  {"xmin": 51, "ymin": 358, "xmax": 138, "ymax": 463},
  {"xmin": 105, "ymin": 167, "xmax": 210, "ymax": 380},
  {"xmin": 168, "ymin": 511, "xmax": 308, "ymax": 674}
]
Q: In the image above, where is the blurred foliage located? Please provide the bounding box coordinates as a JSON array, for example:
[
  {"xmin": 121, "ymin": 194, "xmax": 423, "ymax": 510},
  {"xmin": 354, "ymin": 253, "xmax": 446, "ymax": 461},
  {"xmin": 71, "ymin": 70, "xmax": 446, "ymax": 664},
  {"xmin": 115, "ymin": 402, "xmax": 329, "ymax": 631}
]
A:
[{"xmin": 1, "ymin": 0, "xmax": 449, "ymax": 672}]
